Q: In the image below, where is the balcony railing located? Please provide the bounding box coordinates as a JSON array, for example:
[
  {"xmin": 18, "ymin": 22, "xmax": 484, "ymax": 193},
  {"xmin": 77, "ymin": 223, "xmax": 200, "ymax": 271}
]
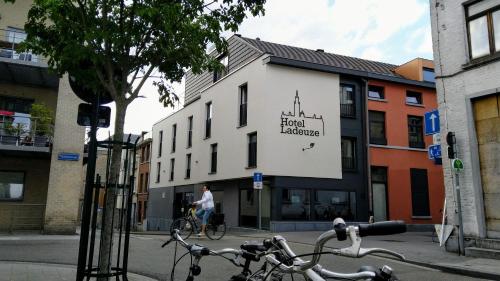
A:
[
  {"xmin": 0, "ymin": 28, "xmax": 41, "ymax": 63},
  {"xmin": 0, "ymin": 113, "xmax": 53, "ymax": 148}
]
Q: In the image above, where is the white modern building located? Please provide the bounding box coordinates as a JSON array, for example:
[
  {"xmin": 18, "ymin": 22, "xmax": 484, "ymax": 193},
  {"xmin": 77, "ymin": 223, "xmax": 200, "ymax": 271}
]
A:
[
  {"xmin": 148, "ymin": 35, "xmax": 434, "ymax": 231},
  {"xmin": 430, "ymin": 0, "xmax": 500, "ymax": 254}
]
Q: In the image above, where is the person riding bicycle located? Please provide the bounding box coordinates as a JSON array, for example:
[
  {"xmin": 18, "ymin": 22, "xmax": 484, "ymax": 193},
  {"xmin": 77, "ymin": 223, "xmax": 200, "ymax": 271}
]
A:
[{"xmin": 193, "ymin": 184, "xmax": 214, "ymax": 237}]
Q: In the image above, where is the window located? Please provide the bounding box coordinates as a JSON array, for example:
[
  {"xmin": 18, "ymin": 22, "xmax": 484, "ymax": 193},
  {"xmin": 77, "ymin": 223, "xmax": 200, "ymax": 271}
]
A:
[
  {"xmin": 139, "ymin": 173, "xmax": 144, "ymax": 193},
  {"xmin": 239, "ymin": 84, "xmax": 248, "ymax": 127},
  {"xmin": 171, "ymin": 124, "xmax": 177, "ymax": 153},
  {"xmin": 340, "ymin": 84, "xmax": 355, "ymax": 117},
  {"xmin": 169, "ymin": 158, "xmax": 175, "ymax": 181},
  {"xmin": 0, "ymin": 171, "xmax": 24, "ymax": 201},
  {"xmin": 145, "ymin": 144, "xmax": 150, "ymax": 161},
  {"xmin": 248, "ymin": 132, "xmax": 257, "ymax": 167},
  {"xmin": 410, "ymin": 168, "xmax": 430, "ymax": 217},
  {"xmin": 368, "ymin": 85, "xmax": 385, "ymax": 99},
  {"xmin": 0, "ymin": 96, "xmax": 34, "ymax": 114},
  {"xmin": 205, "ymin": 102, "xmax": 212, "ymax": 138},
  {"xmin": 341, "ymin": 137, "xmax": 356, "ymax": 170},
  {"xmin": 145, "ymin": 172, "xmax": 149, "ymax": 191},
  {"xmin": 466, "ymin": 1, "xmax": 500, "ymax": 59},
  {"xmin": 214, "ymin": 54, "xmax": 229, "ymax": 82},
  {"xmin": 156, "ymin": 162, "xmax": 161, "ymax": 183},
  {"xmin": 185, "ymin": 154, "xmax": 192, "ymax": 179},
  {"xmin": 210, "ymin": 143, "xmax": 217, "ymax": 174},
  {"xmin": 406, "ymin": 91, "xmax": 422, "ymax": 105},
  {"xmin": 140, "ymin": 147, "xmax": 145, "ymax": 163},
  {"xmin": 369, "ymin": 111, "xmax": 387, "ymax": 145},
  {"xmin": 5, "ymin": 27, "xmax": 26, "ymax": 44},
  {"xmin": 422, "ymin": 68, "xmax": 435, "ymax": 83},
  {"xmin": 408, "ymin": 116, "xmax": 425, "ymax": 148},
  {"xmin": 158, "ymin": 131, "xmax": 163, "ymax": 157},
  {"xmin": 282, "ymin": 189, "xmax": 310, "ymax": 220},
  {"xmin": 187, "ymin": 116, "xmax": 193, "ymax": 148},
  {"xmin": 314, "ymin": 190, "xmax": 356, "ymax": 221}
]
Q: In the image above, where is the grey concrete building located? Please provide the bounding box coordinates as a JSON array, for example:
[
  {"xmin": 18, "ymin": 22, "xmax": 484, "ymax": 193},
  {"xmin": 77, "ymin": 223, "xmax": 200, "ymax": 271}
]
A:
[{"xmin": 430, "ymin": 0, "xmax": 500, "ymax": 252}]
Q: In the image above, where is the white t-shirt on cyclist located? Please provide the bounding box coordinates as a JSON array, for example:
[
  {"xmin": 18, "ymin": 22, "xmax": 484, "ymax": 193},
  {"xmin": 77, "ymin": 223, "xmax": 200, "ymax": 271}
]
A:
[{"xmin": 196, "ymin": 190, "xmax": 214, "ymax": 210}]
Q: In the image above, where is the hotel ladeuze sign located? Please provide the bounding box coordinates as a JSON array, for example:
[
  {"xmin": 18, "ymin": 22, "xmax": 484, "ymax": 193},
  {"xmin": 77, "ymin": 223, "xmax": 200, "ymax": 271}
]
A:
[{"xmin": 280, "ymin": 91, "xmax": 324, "ymax": 137}]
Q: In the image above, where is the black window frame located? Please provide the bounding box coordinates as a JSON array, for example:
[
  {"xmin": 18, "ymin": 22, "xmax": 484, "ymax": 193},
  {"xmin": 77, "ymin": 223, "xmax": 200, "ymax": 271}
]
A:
[
  {"xmin": 0, "ymin": 95, "xmax": 34, "ymax": 114},
  {"xmin": 213, "ymin": 54, "xmax": 229, "ymax": 82},
  {"xmin": 340, "ymin": 84, "xmax": 356, "ymax": 118},
  {"xmin": 156, "ymin": 162, "xmax": 161, "ymax": 183},
  {"xmin": 205, "ymin": 102, "xmax": 212, "ymax": 139},
  {"xmin": 465, "ymin": 1, "xmax": 500, "ymax": 60},
  {"xmin": 169, "ymin": 158, "xmax": 175, "ymax": 181},
  {"xmin": 247, "ymin": 132, "xmax": 257, "ymax": 168},
  {"xmin": 406, "ymin": 91, "xmax": 423, "ymax": 105},
  {"xmin": 368, "ymin": 85, "xmax": 385, "ymax": 100},
  {"xmin": 341, "ymin": 137, "xmax": 357, "ymax": 171},
  {"xmin": 0, "ymin": 171, "xmax": 25, "ymax": 201},
  {"xmin": 187, "ymin": 116, "xmax": 193, "ymax": 148},
  {"xmin": 408, "ymin": 115, "xmax": 425, "ymax": 148},
  {"xmin": 158, "ymin": 131, "xmax": 163, "ymax": 157},
  {"xmin": 239, "ymin": 83, "xmax": 248, "ymax": 127},
  {"xmin": 185, "ymin": 153, "xmax": 191, "ymax": 179},
  {"xmin": 369, "ymin": 110, "xmax": 387, "ymax": 145},
  {"xmin": 210, "ymin": 143, "xmax": 217, "ymax": 174},
  {"xmin": 422, "ymin": 67, "xmax": 435, "ymax": 83},
  {"xmin": 410, "ymin": 168, "xmax": 431, "ymax": 217},
  {"xmin": 171, "ymin": 124, "xmax": 177, "ymax": 153}
]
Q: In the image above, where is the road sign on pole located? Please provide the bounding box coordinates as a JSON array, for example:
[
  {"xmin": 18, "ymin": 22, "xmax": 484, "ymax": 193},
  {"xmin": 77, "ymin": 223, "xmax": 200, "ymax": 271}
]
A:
[
  {"xmin": 452, "ymin": 159, "xmax": 464, "ymax": 172},
  {"xmin": 425, "ymin": 110, "xmax": 440, "ymax": 135},
  {"xmin": 253, "ymin": 172, "xmax": 263, "ymax": 230},
  {"xmin": 428, "ymin": 144, "xmax": 442, "ymax": 160},
  {"xmin": 253, "ymin": 172, "xmax": 263, "ymax": 189}
]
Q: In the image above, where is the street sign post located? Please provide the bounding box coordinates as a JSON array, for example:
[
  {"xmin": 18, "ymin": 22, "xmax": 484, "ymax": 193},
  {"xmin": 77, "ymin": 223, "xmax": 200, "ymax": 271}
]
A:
[
  {"xmin": 253, "ymin": 172, "xmax": 263, "ymax": 229},
  {"xmin": 428, "ymin": 144, "xmax": 442, "ymax": 160},
  {"xmin": 425, "ymin": 110, "xmax": 440, "ymax": 135}
]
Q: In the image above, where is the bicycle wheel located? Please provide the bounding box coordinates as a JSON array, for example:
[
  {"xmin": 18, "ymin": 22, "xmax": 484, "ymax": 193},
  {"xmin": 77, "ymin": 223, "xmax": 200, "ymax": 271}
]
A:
[
  {"xmin": 205, "ymin": 222, "xmax": 226, "ymax": 240},
  {"xmin": 170, "ymin": 217, "xmax": 193, "ymax": 240}
]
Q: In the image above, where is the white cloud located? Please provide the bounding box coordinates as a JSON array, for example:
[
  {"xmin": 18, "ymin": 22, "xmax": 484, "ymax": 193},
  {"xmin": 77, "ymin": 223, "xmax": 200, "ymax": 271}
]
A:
[
  {"xmin": 238, "ymin": 0, "xmax": 429, "ymax": 57},
  {"xmin": 359, "ymin": 46, "xmax": 385, "ymax": 61}
]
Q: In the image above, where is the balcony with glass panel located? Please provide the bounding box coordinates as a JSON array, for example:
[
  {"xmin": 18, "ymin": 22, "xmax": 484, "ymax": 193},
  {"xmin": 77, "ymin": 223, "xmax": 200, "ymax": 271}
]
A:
[
  {"xmin": 0, "ymin": 113, "xmax": 53, "ymax": 154},
  {"xmin": 0, "ymin": 28, "xmax": 58, "ymax": 89}
]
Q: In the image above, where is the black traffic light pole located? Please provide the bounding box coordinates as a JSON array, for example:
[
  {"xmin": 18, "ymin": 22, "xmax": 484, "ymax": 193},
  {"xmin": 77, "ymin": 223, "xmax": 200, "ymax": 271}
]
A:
[{"xmin": 76, "ymin": 94, "xmax": 100, "ymax": 281}]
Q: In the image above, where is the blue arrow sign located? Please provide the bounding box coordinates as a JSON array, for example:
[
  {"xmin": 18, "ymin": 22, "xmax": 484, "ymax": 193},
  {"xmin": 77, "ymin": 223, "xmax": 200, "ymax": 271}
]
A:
[
  {"xmin": 428, "ymin": 145, "xmax": 442, "ymax": 160},
  {"xmin": 253, "ymin": 172, "xmax": 263, "ymax": 183},
  {"xmin": 425, "ymin": 110, "xmax": 440, "ymax": 135}
]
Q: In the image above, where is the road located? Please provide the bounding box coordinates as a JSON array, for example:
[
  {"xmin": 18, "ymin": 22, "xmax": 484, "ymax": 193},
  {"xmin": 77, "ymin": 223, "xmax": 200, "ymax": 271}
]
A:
[{"xmin": 0, "ymin": 233, "xmax": 492, "ymax": 281}]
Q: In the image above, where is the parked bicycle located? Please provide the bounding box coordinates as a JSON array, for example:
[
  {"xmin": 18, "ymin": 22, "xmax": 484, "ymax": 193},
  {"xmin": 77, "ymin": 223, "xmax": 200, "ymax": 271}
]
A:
[
  {"xmin": 170, "ymin": 204, "xmax": 226, "ymax": 240},
  {"xmin": 163, "ymin": 217, "xmax": 407, "ymax": 280}
]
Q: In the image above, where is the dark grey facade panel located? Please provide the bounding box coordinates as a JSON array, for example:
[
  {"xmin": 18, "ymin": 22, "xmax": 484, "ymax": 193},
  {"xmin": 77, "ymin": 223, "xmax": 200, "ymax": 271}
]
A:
[
  {"xmin": 147, "ymin": 186, "xmax": 174, "ymax": 231},
  {"xmin": 184, "ymin": 36, "xmax": 262, "ymax": 105}
]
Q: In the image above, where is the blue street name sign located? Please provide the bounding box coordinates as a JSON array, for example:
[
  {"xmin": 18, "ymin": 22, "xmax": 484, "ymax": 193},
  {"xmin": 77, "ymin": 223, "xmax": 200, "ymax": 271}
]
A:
[
  {"xmin": 253, "ymin": 172, "xmax": 263, "ymax": 190},
  {"xmin": 58, "ymin": 152, "xmax": 80, "ymax": 161},
  {"xmin": 425, "ymin": 110, "xmax": 440, "ymax": 135},
  {"xmin": 428, "ymin": 145, "xmax": 442, "ymax": 160}
]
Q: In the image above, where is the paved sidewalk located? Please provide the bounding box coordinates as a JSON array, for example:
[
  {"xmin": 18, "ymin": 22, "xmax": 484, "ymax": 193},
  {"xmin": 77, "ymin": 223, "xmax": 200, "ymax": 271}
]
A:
[
  {"xmin": 237, "ymin": 231, "xmax": 500, "ymax": 280},
  {"xmin": 0, "ymin": 262, "xmax": 158, "ymax": 281}
]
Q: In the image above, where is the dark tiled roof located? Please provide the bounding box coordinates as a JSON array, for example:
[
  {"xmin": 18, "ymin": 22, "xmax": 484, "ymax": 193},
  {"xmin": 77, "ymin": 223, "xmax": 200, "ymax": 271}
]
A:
[{"xmin": 239, "ymin": 37, "xmax": 401, "ymax": 78}]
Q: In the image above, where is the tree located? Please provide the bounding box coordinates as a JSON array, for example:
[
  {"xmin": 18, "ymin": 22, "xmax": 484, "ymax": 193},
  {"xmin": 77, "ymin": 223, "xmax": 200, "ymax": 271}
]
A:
[
  {"xmin": 30, "ymin": 103, "xmax": 54, "ymax": 137},
  {"xmin": 3, "ymin": 0, "xmax": 266, "ymax": 279}
]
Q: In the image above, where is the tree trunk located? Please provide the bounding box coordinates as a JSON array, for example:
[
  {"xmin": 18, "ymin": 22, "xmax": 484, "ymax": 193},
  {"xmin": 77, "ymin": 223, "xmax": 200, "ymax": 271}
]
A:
[{"xmin": 98, "ymin": 100, "xmax": 128, "ymax": 280}]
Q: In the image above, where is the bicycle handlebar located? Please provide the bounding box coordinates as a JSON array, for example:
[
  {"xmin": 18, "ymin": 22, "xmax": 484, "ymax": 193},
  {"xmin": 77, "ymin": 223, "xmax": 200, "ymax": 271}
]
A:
[{"xmin": 358, "ymin": 221, "xmax": 407, "ymax": 237}]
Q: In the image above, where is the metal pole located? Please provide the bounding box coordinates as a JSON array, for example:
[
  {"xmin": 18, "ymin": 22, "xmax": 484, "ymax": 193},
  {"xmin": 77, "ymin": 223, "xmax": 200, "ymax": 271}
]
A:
[
  {"xmin": 76, "ymin": 96, "xmax": 100, "ymax": 281},
  {"xmin": 455, "ymin": 172, "xmax": 465, "ymax": 255},
  {"xmin": 258, "ymin": 189, "xmax": 262, "ymax": 230}
]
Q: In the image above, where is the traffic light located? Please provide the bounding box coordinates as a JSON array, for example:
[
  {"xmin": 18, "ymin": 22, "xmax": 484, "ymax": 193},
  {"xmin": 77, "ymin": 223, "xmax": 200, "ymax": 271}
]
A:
[{"xmin": 446, "ymin": 132, "xmax": 456, "ymax": 159}]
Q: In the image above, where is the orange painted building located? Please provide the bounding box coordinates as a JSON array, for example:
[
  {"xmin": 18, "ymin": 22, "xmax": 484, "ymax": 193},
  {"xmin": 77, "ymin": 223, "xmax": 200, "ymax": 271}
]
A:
[{"xmin": 367, "ymin": 59, "xmax": 445, "ymax": 225}]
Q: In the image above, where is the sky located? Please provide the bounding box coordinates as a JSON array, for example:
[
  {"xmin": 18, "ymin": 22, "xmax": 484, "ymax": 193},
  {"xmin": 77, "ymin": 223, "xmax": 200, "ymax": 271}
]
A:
[{"xmin": 96, "ymin": 0, "xmax": 433, "ymax": 140}]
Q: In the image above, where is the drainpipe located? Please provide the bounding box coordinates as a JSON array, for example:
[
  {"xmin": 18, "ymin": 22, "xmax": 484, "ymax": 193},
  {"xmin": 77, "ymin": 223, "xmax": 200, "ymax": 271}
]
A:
[{"xmin": 361, "ymin": 78, "xmax": 373, "ymax": 221}]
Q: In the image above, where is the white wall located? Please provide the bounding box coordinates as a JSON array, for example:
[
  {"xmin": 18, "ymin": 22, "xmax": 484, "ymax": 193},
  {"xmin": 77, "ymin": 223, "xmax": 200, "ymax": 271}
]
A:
[{"xmin": 151, "ymin": 54, "xmax": 341, "ymax": 189}]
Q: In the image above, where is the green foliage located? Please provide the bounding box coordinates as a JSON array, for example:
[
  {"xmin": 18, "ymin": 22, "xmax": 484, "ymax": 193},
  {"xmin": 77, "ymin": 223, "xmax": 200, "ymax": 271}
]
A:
[
  {"xmin": 29, "ymin": 103, "xmax": 54, "ymax": 136},
  {"xmin": 3, "ymin": 0, "xmax": 266, "ymax": 107}
]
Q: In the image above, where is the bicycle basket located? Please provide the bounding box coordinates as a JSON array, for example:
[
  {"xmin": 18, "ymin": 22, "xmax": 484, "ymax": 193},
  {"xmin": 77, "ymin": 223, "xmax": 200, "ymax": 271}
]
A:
[{"xmin": 210, "ymin": 213, "xmax": 224, "ymax": 225}]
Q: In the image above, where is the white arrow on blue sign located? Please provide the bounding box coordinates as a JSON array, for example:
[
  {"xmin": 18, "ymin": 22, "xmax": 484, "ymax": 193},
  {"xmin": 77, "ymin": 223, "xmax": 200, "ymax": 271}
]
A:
[
  {"xmin": 425, "ymin": 110, "xmax": 440, "ymax": 135},
  {"xmin": 428, "ymin": 144, "xmax": 442, "ymax": 160}
]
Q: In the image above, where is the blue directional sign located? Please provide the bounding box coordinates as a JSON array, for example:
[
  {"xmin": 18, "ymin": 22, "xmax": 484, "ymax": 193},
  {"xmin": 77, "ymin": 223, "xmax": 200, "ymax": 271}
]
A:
[
  {"xmin": 428, "ymin": 145, "xmax": 442, "ymax": 160},
  {"xmin": 253, "ymin": 172, "xmax": 263, "ymax": 190},
  {"xmin": 425, "ymin": 110, "xmax": 440, "ymax": 135}
]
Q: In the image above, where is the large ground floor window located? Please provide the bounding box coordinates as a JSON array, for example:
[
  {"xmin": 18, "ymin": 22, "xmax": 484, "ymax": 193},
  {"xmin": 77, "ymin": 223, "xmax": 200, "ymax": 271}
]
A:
[
  {"xmin": 281, "ymin": 188, "xmax": 356, "ymax": 221},
  {"xmin": 0, "ymin": 171, "xmax": 24, "ymax": 201}
]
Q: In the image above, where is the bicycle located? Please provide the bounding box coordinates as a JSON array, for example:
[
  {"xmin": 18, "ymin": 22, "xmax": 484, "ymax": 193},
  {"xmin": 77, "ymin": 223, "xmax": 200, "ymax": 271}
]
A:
[
  {"xmin": 170, "ymin": 204, "xmax": 227, "ymax": 240},
  {"xmin": 164, "ymin": 217, "xmax": 407, "ymax": 280}
]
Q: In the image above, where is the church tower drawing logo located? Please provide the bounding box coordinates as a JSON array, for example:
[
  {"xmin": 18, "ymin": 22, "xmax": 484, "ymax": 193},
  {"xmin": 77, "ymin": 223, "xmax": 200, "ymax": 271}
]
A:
[{"xmin": 280, "ymin": 91, "xmax": 325, "ymax": 137}]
